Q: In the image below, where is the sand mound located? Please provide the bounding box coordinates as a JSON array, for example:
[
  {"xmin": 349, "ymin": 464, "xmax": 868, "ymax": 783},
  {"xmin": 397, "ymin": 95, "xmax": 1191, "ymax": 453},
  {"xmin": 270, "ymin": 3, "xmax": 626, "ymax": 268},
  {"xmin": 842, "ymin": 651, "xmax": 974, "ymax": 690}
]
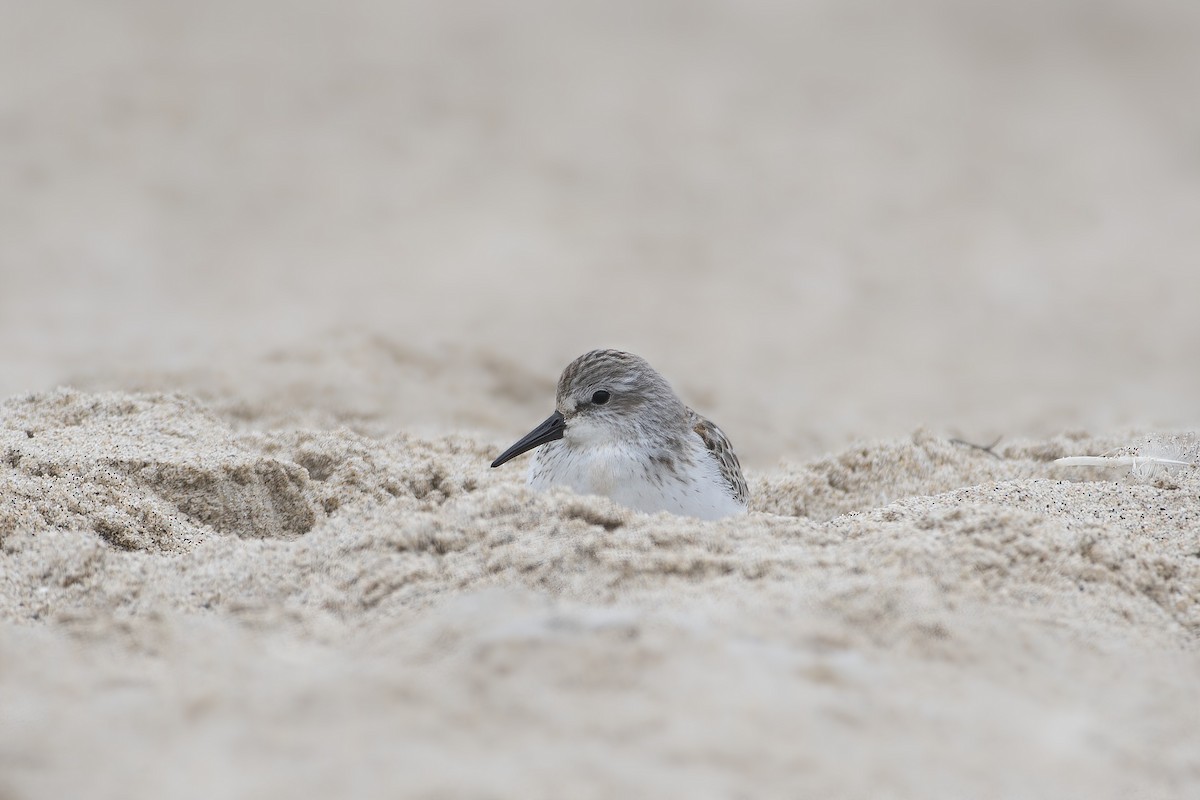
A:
[
  {"xmin": 1, "ymin": 390, "xmax": 315, "ymax": 551},
  {"xmin": 0, "ymin": 388, "xmax": 504, "ymax": 556}
]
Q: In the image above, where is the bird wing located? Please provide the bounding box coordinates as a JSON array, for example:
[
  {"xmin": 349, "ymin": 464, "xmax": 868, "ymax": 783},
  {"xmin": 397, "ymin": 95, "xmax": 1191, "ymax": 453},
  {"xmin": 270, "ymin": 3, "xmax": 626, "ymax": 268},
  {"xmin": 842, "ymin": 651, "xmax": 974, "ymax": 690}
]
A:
[{"xmin": 688, "ymin": 408, "xmax": 749, "ymax": 505}]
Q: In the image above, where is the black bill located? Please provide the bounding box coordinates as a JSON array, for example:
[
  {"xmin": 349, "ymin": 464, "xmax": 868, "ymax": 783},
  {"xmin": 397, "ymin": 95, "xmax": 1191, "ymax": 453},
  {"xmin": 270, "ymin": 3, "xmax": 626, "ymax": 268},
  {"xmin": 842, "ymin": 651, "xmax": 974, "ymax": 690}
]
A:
[{"xmin": 490, "ymin": 411, "xmax": 566, "ymax": 468}]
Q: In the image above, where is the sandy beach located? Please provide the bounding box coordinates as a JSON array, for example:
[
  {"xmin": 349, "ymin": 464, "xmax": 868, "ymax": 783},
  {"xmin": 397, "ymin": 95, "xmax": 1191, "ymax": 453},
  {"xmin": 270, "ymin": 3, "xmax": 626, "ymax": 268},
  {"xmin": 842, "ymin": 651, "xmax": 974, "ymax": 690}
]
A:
[{"xmin": 3, "ymin": 1, "xmax": 1200, "ymax": 797}]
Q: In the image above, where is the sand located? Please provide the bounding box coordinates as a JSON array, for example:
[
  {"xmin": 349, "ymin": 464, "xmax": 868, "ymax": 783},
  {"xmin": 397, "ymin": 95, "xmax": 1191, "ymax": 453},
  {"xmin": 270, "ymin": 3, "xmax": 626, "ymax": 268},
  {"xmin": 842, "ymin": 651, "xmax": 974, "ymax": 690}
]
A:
[{"xmin": 3, "ymin": 1, "xmax": 1200, "ymax": 798}]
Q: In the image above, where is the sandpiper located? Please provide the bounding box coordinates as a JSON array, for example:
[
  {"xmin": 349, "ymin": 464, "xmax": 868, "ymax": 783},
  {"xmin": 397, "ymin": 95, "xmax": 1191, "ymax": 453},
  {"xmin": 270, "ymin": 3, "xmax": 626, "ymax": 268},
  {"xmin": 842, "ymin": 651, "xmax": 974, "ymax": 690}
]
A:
[{"xmin": 491, "ymin": 349, "xmax": 748, "ymax": 520}]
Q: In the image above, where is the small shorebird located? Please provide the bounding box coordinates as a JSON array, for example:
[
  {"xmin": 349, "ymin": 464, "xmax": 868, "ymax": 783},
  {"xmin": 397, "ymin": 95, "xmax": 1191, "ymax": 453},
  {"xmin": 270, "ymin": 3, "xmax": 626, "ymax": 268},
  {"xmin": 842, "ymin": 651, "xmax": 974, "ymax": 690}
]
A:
[{"xmin": 491, "ymin": 349, "xmax": 748, "ymax": 520}]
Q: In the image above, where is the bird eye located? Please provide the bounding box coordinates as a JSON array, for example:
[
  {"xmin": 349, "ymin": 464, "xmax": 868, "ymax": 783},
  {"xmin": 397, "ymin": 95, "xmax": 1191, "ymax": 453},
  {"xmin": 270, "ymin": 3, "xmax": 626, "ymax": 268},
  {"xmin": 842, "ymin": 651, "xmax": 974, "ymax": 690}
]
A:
[{"xmin": 591, "ymin": 390, "xmax": 611, "ymax": 405}]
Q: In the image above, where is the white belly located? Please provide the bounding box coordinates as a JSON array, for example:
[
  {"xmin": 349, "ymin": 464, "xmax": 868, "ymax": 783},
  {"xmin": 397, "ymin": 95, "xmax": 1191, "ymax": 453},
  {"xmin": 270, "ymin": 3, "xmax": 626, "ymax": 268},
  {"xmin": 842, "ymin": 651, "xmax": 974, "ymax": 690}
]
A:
[{"xmin": 527, "ymin": 441, "xmax": 746, "ymax": 521}]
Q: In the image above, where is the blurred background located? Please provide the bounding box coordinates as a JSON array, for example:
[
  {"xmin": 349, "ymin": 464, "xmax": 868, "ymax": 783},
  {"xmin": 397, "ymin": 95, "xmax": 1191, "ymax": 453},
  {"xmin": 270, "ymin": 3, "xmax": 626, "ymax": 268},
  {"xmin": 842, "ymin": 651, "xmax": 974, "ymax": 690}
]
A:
[{"xmin": 2, "ymin": 0, "xmax": 1198, "ymax": 465}]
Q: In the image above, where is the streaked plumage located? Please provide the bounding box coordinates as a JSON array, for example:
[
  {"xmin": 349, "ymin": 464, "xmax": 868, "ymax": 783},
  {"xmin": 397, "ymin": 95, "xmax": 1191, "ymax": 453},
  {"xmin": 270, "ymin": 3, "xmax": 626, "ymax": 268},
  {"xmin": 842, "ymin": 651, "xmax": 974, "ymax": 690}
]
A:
[{"xmin": 491, "ymin": 349, "xmax": 748, "ymax": 520}]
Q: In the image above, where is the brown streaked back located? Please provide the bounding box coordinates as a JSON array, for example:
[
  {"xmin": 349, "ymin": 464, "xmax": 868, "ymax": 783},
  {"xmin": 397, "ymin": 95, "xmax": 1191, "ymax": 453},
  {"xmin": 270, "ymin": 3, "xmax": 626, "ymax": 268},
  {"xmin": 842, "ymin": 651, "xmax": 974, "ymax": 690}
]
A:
[{"xmin": 688, "ymin": 408, "xmax": 749, "ymax": 505}]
